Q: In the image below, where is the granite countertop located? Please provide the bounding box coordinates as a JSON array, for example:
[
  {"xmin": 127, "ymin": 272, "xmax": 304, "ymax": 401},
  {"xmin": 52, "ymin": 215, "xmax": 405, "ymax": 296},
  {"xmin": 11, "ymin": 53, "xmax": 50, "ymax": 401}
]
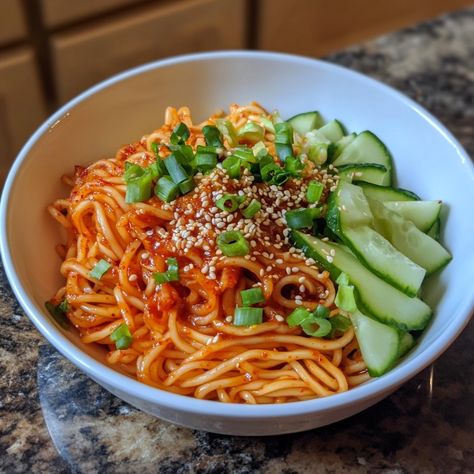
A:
[{"xmin": 1, "ymin": 8, "xmax": 473, "ymax": 474}]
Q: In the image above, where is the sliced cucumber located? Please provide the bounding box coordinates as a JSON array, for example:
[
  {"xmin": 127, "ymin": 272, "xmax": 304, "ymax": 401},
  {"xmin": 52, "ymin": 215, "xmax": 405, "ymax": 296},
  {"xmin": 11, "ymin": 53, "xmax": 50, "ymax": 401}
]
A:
[
  {"xmin": 318, "ymin": 119, "xmax": 345, "ymax": 142},
  {"xmin": 383, "ymin": 201, "xmax": 442, "ymax": 232},
  {"xmin": 369, "ymin": 199, "xmax": 452, "ymax": 275},
  {"xmin": 350, "ymin": 309, "xmax": 400, "ymax": 377},
  {"xmin": 427, "ymin": 218, "xmax": 441, "ymax": 241},
  {"xmin": 291, "ymin": 232, "xmax": 432, "ymax": 331},
  {"xmin": 327, "ymin": 182, "xmax": 425, "ymax": 296},
  {"xmin": 356, "ymin": 181, "xmax": 420, "ymax": 202},
  {"xmin": 398, "ymin": 332, "xmax": 415, "ymax": 357},
  {"xmin": 338, "ymin": 164, "xmax": 389, "ymax": 186},
  {"xmin": 328, "ymin": 133, "xmax": 356, "ymax": 162},
  {"xmin": 332, "ymin": 131, "xmax": 393, "ymax": 185},
  {"xmin": 287, "ymin": 111, "xmax": 324, "ymax": 135}
]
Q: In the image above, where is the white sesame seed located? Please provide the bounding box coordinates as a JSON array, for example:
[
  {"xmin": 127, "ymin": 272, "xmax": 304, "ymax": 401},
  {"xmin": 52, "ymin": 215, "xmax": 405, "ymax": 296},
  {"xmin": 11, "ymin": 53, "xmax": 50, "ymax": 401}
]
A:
[
  {"xmin": 327, "ymin": 256, "xmax": 334, "ymax": 263},
  {"xmin": 225, "ymin": 315, "xmax": 233, "ymax": 323},
  {"xmin": 141, "ymin": 252, "xmax": 149, "ymax": 259},
  {"xmin": 128, "ymin": 274, "xmax": 137, "ymax": 282},
  {"xmin": 299, "ymin": 285, "xmax": 305, "ymax": 292},
  {"xmin": 275, "ymin": 315, "xmax": 284, "ymax": 322}
]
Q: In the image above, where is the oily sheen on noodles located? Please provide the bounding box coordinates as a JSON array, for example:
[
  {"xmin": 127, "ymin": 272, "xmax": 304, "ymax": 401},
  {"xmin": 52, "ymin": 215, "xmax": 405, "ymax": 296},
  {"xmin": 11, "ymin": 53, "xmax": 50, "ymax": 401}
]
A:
[{"xmin": 47, "ymin": 102, "xmax": 369, "ymax": 404}]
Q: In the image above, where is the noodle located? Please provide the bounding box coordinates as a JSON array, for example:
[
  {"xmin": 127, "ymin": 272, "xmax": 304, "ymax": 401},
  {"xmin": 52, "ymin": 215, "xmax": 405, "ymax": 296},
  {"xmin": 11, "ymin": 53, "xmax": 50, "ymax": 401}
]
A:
[{"xmin": 48, "ymin": 102, "xmax": 369, "ymax": 403}]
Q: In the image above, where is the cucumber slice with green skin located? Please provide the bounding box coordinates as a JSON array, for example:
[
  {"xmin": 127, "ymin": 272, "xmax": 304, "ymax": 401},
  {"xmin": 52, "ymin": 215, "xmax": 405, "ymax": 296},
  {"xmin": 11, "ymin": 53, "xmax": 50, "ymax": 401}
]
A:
[
  {"xmin": 383, "ymin": 201, "xmax": 442, "ymax": 232},
  {"xmin": 291, "ymin": 232, "xmax": 433, "ymax": 331},
  {"xmin": 356, "ymin": 181, "xmax": 420, "ymax": 202},
  {"xmin": 338, "ymin": 164, "xmax": 389, "ymax": 186},
  {"xmin": 318, "ymin": 120, "xmax": 345, "ymax": 142},
  {"xmin": 327, "ymin": 182, "xmax": 426, "ymax": 296},
  {"xmin": 287, "ymin": 111, "xmax": 324, "ymax": 135},
  {"xmin": 350, "ymin": 309, "xmax": 401, "ymax": 376},
  {"xmin": 427, "ymin": 218, "xmax": 441, "ymax": 241},
  {"xmin": 332, "ymin": 131, "xmax": 393, "ymax": 185},
  {"xmin": 398, "ymin": 332, "xmax": 415, "ymax": 357},
  {"xmin": 369, "ymin": 199, "xmax": 452, "ymax": 275},
  {"xmin": 328, "ymin": 133, "xmax": 356, "ymax": 162}
]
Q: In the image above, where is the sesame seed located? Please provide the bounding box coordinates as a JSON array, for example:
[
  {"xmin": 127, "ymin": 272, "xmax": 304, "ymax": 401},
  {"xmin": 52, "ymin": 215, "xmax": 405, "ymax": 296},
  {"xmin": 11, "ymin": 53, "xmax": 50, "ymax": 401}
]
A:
[
  {"xmin": 327, "ymin": 256, "xmax": 334, "ymax": 263},
  {"xmin": 141, "ymin": 252, "xmax": 149, "ymax": 259},
  {"xmin": 128, "ymin": 274, "xmax": 137, "ymax": 282},
  {"xmin": 275, "ymin": 315, "xmax": 284, "ymax": 322},
  {"xmin": 299, "ymin": 285, "xmax": 305, "ymax": 292},
  {"xmin": 225, "ymin": 315, "xmax": 233, "ymax": 323}
]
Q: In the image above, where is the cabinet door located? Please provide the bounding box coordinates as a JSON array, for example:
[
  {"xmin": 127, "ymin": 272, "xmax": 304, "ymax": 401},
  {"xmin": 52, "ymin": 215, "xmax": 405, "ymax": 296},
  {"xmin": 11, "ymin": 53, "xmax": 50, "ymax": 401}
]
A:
[
  {"xmin": 0, "ymin": 0, "xmax": 27, "ymax": 46},
  {"xmin": 258, "ymin": 0, "xmax": 473, "ymax": 57},
  {"xmin": 41, "ymin": 0, "xmax": 145, "ymax": 27},
  {"xmin": 0, "ymin": 49, "xmax": 47, "ymax": 184},
  {"xmin": 51, "ymin": 0, "xmax": 246, "ymax": 104}
]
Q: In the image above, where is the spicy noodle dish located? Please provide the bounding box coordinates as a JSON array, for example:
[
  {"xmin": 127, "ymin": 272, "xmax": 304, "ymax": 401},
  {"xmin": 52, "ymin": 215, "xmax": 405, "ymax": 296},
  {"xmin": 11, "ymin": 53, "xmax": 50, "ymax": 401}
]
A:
[{"xmin": 47, "ymin": 102, "xmax": 451, "ymax": 404}]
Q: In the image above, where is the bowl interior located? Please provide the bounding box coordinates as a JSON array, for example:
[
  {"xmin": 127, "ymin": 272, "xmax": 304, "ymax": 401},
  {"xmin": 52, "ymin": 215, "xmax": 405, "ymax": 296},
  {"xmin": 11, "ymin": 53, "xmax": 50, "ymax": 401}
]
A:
[{"xmin": 3, "ymin": 52, "xmax": 474, "ymax": 400}]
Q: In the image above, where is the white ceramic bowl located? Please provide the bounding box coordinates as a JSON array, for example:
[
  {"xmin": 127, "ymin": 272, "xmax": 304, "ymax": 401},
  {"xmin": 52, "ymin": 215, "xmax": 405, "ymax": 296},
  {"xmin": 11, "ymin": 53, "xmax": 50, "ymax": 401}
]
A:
[{"xmin": 1, "ymin": 51, "xmax": 473, "ymax": 436}]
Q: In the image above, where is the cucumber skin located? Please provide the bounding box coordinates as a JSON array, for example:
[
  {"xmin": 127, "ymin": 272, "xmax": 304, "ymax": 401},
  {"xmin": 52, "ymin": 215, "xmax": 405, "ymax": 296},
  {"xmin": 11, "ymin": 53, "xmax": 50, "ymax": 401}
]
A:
[
  {"xmin": 290, "ymin": 231, "xmax": 432, "ymax": 331},
  {"xmin": 355, "ymin": 181, "xmax": 421, "ymax": 201},
  {"xmin": 338, "ymin": 163, "xmax": 389, "ymax": 186},
  {"xmin": 287, "ymin": 111, "xmax": 324, "ymax": 135}
]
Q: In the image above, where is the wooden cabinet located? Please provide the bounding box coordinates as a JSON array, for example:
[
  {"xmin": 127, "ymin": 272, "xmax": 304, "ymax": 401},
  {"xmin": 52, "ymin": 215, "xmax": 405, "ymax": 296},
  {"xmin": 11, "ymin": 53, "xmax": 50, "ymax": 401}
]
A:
[
  {"xmin": 0, "ymin": 0, "xmax": 27, "ymax": 45},
  {"xmin": 0, "ymin": 49, "xmax": 47, "ymax": 183},
  {"xmin": 50, "ymin": 0, "xmax": 246, "ymax": 103},
  {"xmin": 257, "ymin": 0, "xmax": 474, "ymax": 57}
]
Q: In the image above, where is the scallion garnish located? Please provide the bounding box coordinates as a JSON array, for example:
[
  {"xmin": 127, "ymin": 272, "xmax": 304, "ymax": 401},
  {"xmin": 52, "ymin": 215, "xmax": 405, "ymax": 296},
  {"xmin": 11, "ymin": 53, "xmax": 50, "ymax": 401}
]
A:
[
  {"xmin": 170, "ymin": 122, "xmax": 190, "ymax": 145},
  {"xmin": 260, "ymin": 116, "xmax": 275, "ymax": 133},
  {"xmin": 329, "ymin": 314, "xmax": 352, "ymax": 336},
  {"xmin": 306, "ymin": 180, "xmax": 324, "ymax": 203},
  {"xmin": 286, "ymin": 307, "xmax": 310, "ymax": 327},
  {"xmin": 237, "ymin": 122, "xmax": 265, "ymax": 143},
  {"xmin": 286, "ymin": 305, "xmax": 332, "ymax": 337},
  {"xmin": 233, "ymin": 307, "xmax": 263, "ymax": 326},
  {"xmin": 300, "ymin": 317, "xmax": 332, "ymax": 337},
  {"xmin": 240, "ymin": 288, "xmax": 265, "ymax": 306},
  {"xmin": 45, "ymin": 301, "xmax": 70, "ymax": 329},
  {"xmin": 216, "ymin": 194, "xmax": 242, "ymax": 213},
  {"xmin": 242, "ymin": 199, "xmax": 261, "ymax": 219},
  {"xmin": 125, "ymin": 171, "xmax": 153, "ymax": 203},
  {"xmin": 232, "ymin": 147, "xmax": 257, "ymax": 164},
  {"xmin": 164, "ymin": 153, "xmax": 188, "ymax": 184},
  {"xmin": 217, "ymin": 230, "xmax": 250, "ymax": 257},
  {"xmin": 196, "ymin": 145, "xmax": 221, "ymax": 154},
  {"xmin": 110, "ymin": 323, "xmax": 133, "ymax": 350},
  {"xmin": 334, "ymin": 273, "xmax": 357, "ymax": 312},
  {"xmin": 153, "ymin": 257, "xmax": 180, "ymax": 284},
  {"xmin": 202, "ymin": 125, "xmax": 223, "ymax": 147},
  {"xmin": 124, "ymin": 162, "xmax": 145, "ymax": 182},
  {"xmin": 178, "ymin": 176, "xmax": 195, "ymax": 194},
  {"xmin": 154, "ymin": 176, "xmax": 180, "ymax": 202},
  {"xmin": 89, "ymin": 259, "xmax": 112, "ymax": 280},
  {"xmin": 195, "ymin": 152, "xmax": 218, "ymax": 172},
  {"xmin": 222, "ymin": 155, "xmax": 241, "ymax": 179},
  {"xmin": 285, "ymin": 207, "xmax": 321, "ymax": 229},
  {"xmin": 215, "ymin": 119, "xmax": 238, "ymax": 147},
  {"xmin": 284, "ymin": 156, "xmax": 304, "ymax": 176},
  {"xmin": 274, "ymin": 122, "xmax": 294, "ymax": 161},
  {"xmin": 252, "ymin": 141, "xmax": 267, "ymax": 158}
]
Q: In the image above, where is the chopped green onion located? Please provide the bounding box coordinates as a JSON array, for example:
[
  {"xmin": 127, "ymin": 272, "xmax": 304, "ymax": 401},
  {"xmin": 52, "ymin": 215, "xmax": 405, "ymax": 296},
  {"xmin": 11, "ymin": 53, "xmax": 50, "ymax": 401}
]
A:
[
  {"xmin": 301, "ymin": 317, "xmax": 332, "ymax": 337},
  {"xmin": 233, "ymin": 307, "xmax": 263, "ymax": 326},
  {"xmin": 260, "ymin": 116, "xmax": 275, "ymax": 133},
  {"xmin": 307, "ymin": 180, "xmax": 324, "ymax": 203},
  {"xmin": 125, "ymin": 171, "xmax": 153, "ymax": 203},
  {"xmin": 195, "ymin": 152, "xmax": 217, "ymax": 172},
  {"xmin": 285, "ymin": 207, "xmax": 321, "ymax": 229},
  {"xmin": 170, "ymin": 122, "xmax": 190, "ymax": 145},
  {"xmin": 335, "ymin": 284, "xmax": 357, "ymax": 312},
  {"xmin": 197, "ymin": 145, "xmax": 221, "ymax": 154},
  {"xmin": 153, "ymin": 257, "xmax": 180, "ymax": 284},
  {"xmin": 237, "ymin": 122, "xmax": 265, "ymax": 143},
  {"xmin": 150, "ymin": 142, "xmax": 160, "ymax": 156},
  {"xmin": 240, "ymin": 288, "xmax": 265, "ymax": 306},
  {"xmin": 312, "ymin": 304, "xmax": 330, "ymax": 319},
  {"xmin": 216, "ymin": 194, "xmax": 242, "ymax": 213},
  {"xmin": 89, "ymin": 259, "xmax": 112, "ymax": 280},
  {"xmin": 222, "ymin": 155, "xmax": 241, "ymax": 179},
  {"xmin": 284, "ymin": 156, "xmax": 304, "ymax": 176},
  {"xmin": 155, "ymin": 176, "xmax": 180, "ymax": 202},
  {"xmin": 242, "ymin": 199, "xmax": 261, "ymax": 218},
  {"xmin": 274, "ymin": 122, "xmax": 293, "ymax": 144},
  {"xmin": 232, "ymin": 147, "xmax": 257, "ymax": 163},
  {"xmin": 329, "ymin": 315, "xmax": 352, "ymax": 333},
  {"xmin": 275, "ymin": 143, "xmax": 294, "ymax": 162},
  {"xmin": 45, "ymin": 301, "xmax": 70, "ymax": 329},
  {"xmin": 110, "ymin": 323, "xmax": 133, "ymax": 350},
  {"xmin": 178, "ymin": 176, "xmax": 195, "ymax": 194},
  {"xmin": 286, "ymin": 308, "xmax": 311, "ymax": 327},
  {"xmin": 215, "ymin": 119, "xmax": 237, "ymax": 147},
  {"xmin": 217, "ymin": 230, "xmax": 250, "ymax": 256},
  {"xmin": 164, "ymin": 153, "xmax": 188, "ymax": 184},
  {"xmin": 336, "ymin": 273, "xmax": 351, "ymax": 286},
  {"xmin": 168, "ymin": 144, "xmax": 195, "ymax": 166},
  {"xmin": 202, "ymin": 125, "xmax": 223, "ymax": 147},
  {"xmin": 261, "ymin": 163, "xmax": 280, "ymax": 182},
  {"xmin": 252, "ymin": 141, "xmax": 267, "ymax": 158},
  {"xmin": 58, "ymin": 299, "xmax": 69, "ymax": 313},
  {"xmin": 124, "ymin": 162, "xmax": 145, "ymax": 182},
  {"xmin": 147, "ymin": 160, "xmax": 163, "ymax": 179},
  {"xmin": 307, "ymin": 142, "xmax": 328, "ymax": 165}
]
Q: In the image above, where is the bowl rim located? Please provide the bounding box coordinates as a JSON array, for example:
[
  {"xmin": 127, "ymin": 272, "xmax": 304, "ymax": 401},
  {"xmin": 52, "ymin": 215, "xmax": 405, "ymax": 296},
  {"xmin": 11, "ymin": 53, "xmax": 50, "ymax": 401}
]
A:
[{"xmin": 1, "ymin": 50, "xmax": 473, "ymax": 419}]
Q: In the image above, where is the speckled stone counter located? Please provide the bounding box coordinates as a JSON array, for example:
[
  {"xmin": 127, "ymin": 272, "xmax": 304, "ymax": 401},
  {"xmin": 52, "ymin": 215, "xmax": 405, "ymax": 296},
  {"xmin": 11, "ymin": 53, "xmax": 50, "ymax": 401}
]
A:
[{"xmin": 1, "ymin": 8, "xmax": 473, "ymax": 474}]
